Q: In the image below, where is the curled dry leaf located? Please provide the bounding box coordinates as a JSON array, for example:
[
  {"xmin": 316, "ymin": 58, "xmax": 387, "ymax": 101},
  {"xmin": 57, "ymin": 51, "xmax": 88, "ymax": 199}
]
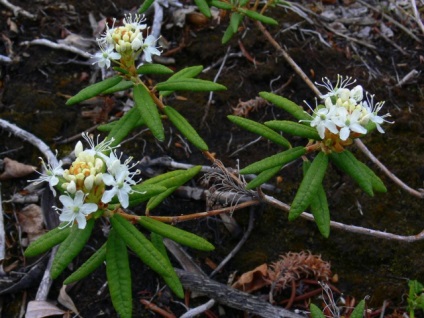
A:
[
  {"xmin": 58, "ymin": 285, "xmax": 79, "ymax": 315},
  {"xmin": 17, "ymin": 204, "xmax": 45, "ymax": 245},
  {"xmin": 231, "ymin": 263, "xmax": 269, "ymax": 293},
  {"xmin": 26, "ymin": 300, "xmax": 65, "ymax": 318},
  {"xmin": 0, "ymin": 157, "xmax": 36, "ymax": 181}
]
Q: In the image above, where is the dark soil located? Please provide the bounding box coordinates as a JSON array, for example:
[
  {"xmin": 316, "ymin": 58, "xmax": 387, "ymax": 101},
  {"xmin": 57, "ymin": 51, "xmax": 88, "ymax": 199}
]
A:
[{"xmin": 1, "ymin": 0, "xmax": 424, "ymax": 317}]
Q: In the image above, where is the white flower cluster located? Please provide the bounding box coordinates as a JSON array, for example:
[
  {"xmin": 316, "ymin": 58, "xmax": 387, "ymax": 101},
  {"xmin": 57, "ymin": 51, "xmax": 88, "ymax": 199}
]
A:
[
  {"xmin": 92, "ymin": 13, "xmax": 161, "ymax": 68},
  {"xmin": 304, "ymin": 75, "xmax": 392, "ymax": 141},
  {"xmin": 30, "ymin": 133, "xmax": 142, "ymax": 229}
]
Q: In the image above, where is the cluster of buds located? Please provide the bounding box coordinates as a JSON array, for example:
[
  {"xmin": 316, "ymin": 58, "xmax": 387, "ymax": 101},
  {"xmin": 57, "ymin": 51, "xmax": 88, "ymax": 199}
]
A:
[
  {"xmin": 304, "ymin": 75, "xmax": 392, "ymax": 149},
  {"xmin": 92, "ymin": 13, "xmax": 161, "ymax": 69},
  {"xmin": 29, "ymin": 134, "xmax": 142, "ymax": 229}
]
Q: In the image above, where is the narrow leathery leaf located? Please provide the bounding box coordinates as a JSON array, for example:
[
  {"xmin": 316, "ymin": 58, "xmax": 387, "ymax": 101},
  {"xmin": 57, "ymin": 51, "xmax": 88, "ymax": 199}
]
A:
[
  {"xmin": 101, "ymin": 80, "xmax": 134, "ymax": 94},
  {"xmin": 228, "ymin": 115, "xmax": 291, "ymax": 149},
  {"xmin": 146, "ymin": 186, "xmax": 178, "ymax": 210},
  {"xmin": 210, "ymin": 0, "xmax": 233, "ymax": 10},
  {"xmin": 194, "ymin": 0, "xmax": 211, "ymax": 18},
  {"xmin": 66, "ymin": 76, "xmax": 122, "ymax": 106},
  {"xmin": 136, "ymin": 64, "xmax": 174, "ymax": 75},
  {"xmin": 133, "ymin": 84, "xmax": 165, "ymax": 141},
  {"xmin": 289, "ymin": 152, "xmax": 329, "ymax": 221},
  {"xmin": 265, "ymin": 120, "xmax": 320, "ymax": 140},
  {"xmin": 63, "ymin": 243, "xmax": 106, "ymax": 285},
  {"xmin": 309, "ymin": 304, "xmax": 326, "ymax": 318},
  {"xmin": 245, "ymin": 165, "xmax": 282, "ymax": 190},
  {"xmin": 107, "ymin": 106, "xmax": 145, "ymax": 147},
  {"xmin": 110, "ymin": 215, "xmax": 184, "ymax": 297},
  {"xmin": 259, "ymin": 92, "xmax": 310, "ymax": 121},
  {"xmin": 303, "ymin": 161, "xmax": 330, "ymax": 238},
  {"xmin": 124, "ymin": 184, "xmax": 168, "ymax": 207},
  {"xmin": 156, "ymin": 79, "xmax": 226, "ymax": 92},
  {"xmin": 240, "ymin": 9, "xmax": 278, "ymax": 25},
  {"xmin": 356, "ymin": 161, "xmax": 387, "ymax": 193},
  {"xmin": 97, "ymin": 121, "xmax": 117, "ymax": 132},
  {"xmin": 350, "ymin": 300, "xmax": 365, "ymax": 318},
  {"xmin": 239, "ymin": 0, "xmax": 250, "ymax": 6},
  {"xmin": 112, "ymin": 67, "xmax": 129, "ymax": 75},
  {"xmin": 139, "ymin": 0, "xmax": 155, "ymax": 13},
  {"xmin": 150, "ymin": 233, "xmax": 172, "ymax": 267},
  {"xmin": 329, "ymin": 151, "xmax": 374, "ymax": 196},
  {"xmin": 143, "ymin": 166, "xmax": 202, "ymax": 189},
  {"xmin": 51, "ymin": 219, "xmax": 95, "ymax": 279},
  {"xmin": 222, "ymin": 24, "xmax": 235, "ymax": 44},
  {"xmin": 160, "ymin": 65, "xmax": 203, "ymax": 97},
  {"xmin": 164, "ymin": 106, "xmax": 209, "ymax": 151},
  {"xmin": 230, "ymin": 12, "xmax": 243, "ymax": 33},
  {"xmin": 24, "ymin": 225, "xmax": 71, "ymax": 258},
  {"xmin": 106, "ymin": 229, "xmax": 132, "ymax": 318},
  {"xmin": 240, "ymin": 146, "xmax": 306, "ymax": 175},
  {"xmin": 139, "ymin": 217, "xmax": 215, "ymax": 251}
]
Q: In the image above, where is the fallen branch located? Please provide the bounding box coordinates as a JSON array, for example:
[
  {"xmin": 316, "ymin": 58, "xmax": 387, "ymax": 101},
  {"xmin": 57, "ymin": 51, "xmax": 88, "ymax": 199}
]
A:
[
  {"xmin": 0, "ymin": 0, "xmax": 37, "ymax": 19},
  {"xmin": 20, "ymin": 39, "xmax": 92, "ymax": 59}
]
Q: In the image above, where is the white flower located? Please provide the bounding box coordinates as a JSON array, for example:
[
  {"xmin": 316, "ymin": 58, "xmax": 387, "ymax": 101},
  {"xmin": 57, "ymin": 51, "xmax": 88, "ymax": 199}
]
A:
[
  {"xmin": 361, "ymin": 95, "xmax": 392, "ymax": 133},
  {"xmin": 80, "ymin": 132, "xmax": 118, "ymax": 158},
  {"xmin": 142, "ymin": 35, "xmax": 161, "ymax": 62},
  {"xmin": 308, "ymin": 106, "xmax": 339, "ymax": 139},
  {"xmin": 56, "ymin": 190, "xmax": 98, "ymax": 229},
  {"xmin": 123, "ymin": 13, "xmax": 147, "ymax": 32},
  {"xmin": 28, "ymin": 158, "xmax": 64, "ymax": 196},
  {"xmin": 101, "ymin": 166, "xmax": 134, "ymax": 208},
  {"xmin": 92, "ymin": 42, "xmax": 121, "ymax": 69},
  {"xmin": 332, "ymin": 108, "xmax": 367, "ymax": 140}
]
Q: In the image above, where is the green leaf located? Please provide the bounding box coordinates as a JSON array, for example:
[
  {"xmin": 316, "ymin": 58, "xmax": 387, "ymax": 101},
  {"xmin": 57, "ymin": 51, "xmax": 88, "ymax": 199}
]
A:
[
  {"xmin": 66, "ymin": 76, "xmax": 122, "ymax": 106},
  {"xmin": 230, "ymin": 12, "xmax": 243, "ymax": 33},
  {"xmin": 139, "ymin": 216, "xmax": 215, "ymax": 251},
  {"xmin": 350, "ymin": 299, "xmax": 365, "ymax": 318},
  {"xmin": 194, "ymin": 0, "xmax": 211, "ymax": 18},
  {"xmin": 222, "ymin": 24, "xmax": 236, "ymax": 44},
  {"xmin": 106, "ymin": 229, "xmax": 132, "ymax": 318},
  {"xmin": 115, "ymin": 184, "xmax": 168, "ymax": 207},
  {"xmin": 259, "ymin": 92, "xmax": 310, "ymax": 121},
  {"xmin": 240, "ymin": 9, "xmax": 278, "ymax": 25},
  {"xmin": 289, "ymin": 152, "xmax": 328, "ymax": 221},
  {"xmin": 63, "ymin": 243, "xmax": 106, "ymax": 285},
  {"xmin": 309, "ymin": 303, "xmax": 326, "ymax": 318},
  {"xmin": 150, "ymin": 233, "xmax": 173, "ymax": 268},
  {"xmin": 133, "ymin": 84, "xmax": 165, "ymax": 141},
  {"xmin": 160, "ymin": 65, "xmax": 204, "ymax": 97},
  {"xmin": 146, "ymin": 186, "xmax": 178, "ymax": 210},
  {"xmin": 107, "ymin": 106, "xmax": 145, "ymax": 147},
  {"xmin": 156, "ymin": 79, "xmax": 226, "ymax": 92},
  {"xmin": 51, "ymin": 219, "xmax": 95, "ymax": 279},
  {"xmin": 228, "ymin": 115, "xmax": 291, "ymax": 149},
  {"xmin": 136, "ymin": 64, "xmax": 174, "ymax": 75},
  {"xmin": 210, "ymin": 0, "xmax": 233, "ymax": 10},
  {"xmin": 164, "ymin": 106, "xmax": 209, "ymax": 151},
  {"xmin": 24, "ymin": 225, "xmax": 71, "ymax": 258},
  {"xmin": 245, "ymin": 165, "xmax": 282, "ymax": 190},
  {"xmin": 101, "ymin": 80, "xmax": 134, "ymax": 95},
  {"xmin": 303, "ymin": 161, "xmax": 330, "ymax": 238},
  {"xmin": 356, "ymin": 161, "xmax": 387, "ymax": 193},
  {"xmin": 240, "ymin": 146, "xmax": 306, "ymax": 175},
  {"xmin": 139, "ymin": 0, "xmax": 155, "ymax": 13},
  {"xmin": 143, "ymin": 166, "xmax": 203, "ymax": 189},
  {"xmin": 265, "ymin": 120, "xmax": 320, "ymax": 140},
  {"xmin": 110, "ymin": 214, "xmax": 184, "ymax": 298},
  {"xmin": 329, "ymin": 150, "xmax": 374, "ymax": 196}
]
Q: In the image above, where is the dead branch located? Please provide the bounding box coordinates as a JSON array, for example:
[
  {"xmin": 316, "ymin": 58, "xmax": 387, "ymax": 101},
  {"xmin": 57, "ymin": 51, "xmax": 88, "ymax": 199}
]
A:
[
  {"xmin": 354, "ymin": 139, "xmax": 424, "ymax": 199},
  {"xmin": 0, "ymin": 0, "xmax": 37, "ymax": 19},
  {"xmin": 20, "ymin": 39, "xmax": 92, "ymax": 59}
]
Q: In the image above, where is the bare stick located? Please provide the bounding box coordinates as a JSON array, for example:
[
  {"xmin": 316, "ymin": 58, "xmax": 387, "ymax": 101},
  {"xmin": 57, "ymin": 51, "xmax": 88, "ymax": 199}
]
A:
[
  {"xmin": 0, "ymin": 119, "xmax": 58, "ymax": 166},
  {"xmin": 354, "ymin": 139, "xmax": 424, "ymax": 199},
  {"xmin": 20, "ymin": 39, "xmax": 92, "ymax": 59},
  {"xmin": 180, "ymin": 299, "xmax": 215, "ymax": 318},
  {"xmin": 410, "ymin": 0, "xmax": 424, "ymax": 36},
  {"xmin": 0, "ymin": 55, "xmax": 12, "ymax": 63},
  {"xmin": 0, "ymin": 0, "xmax": 36, "ymax": 19},
  {"xmin": 35, "ymin": 246, "xmax": 58, "ymax": 301},
  {"xmin": 255, "ymin": 20, "xmax": 321, "ymax": 97},
  {"xmin": 210, "ymin": 208, "xmax": 256, "ymax": 277}
]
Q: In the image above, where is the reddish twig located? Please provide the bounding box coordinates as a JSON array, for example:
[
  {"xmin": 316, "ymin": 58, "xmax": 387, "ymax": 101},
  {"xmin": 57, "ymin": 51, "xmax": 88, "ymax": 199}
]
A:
[{"xmin": 140, "ymin": 299, "xmax": 176, "ymax": 318}]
